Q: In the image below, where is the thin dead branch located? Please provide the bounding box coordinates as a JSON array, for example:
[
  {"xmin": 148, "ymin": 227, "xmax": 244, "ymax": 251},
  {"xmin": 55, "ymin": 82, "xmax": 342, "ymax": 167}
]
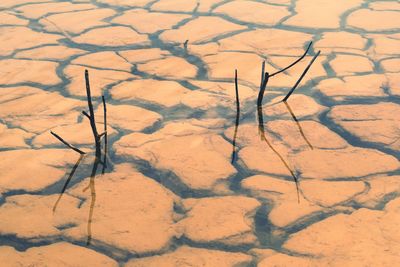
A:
[
  {"xmin": 231, "ymin": 69, "xmax": 240, "ymax": 163},
  {"xmin": 282, "ymin": 51, "xmax": 320, "ymax": 102},
  {"xmin": 82, "ymin": 111, "xmax": 90, "ymax": 119},
  {"xmin": 234, "ymin": 69, "xmax": 240, "ymax": 115},
  {"xmin": 270, "ymin": 41, "xmax": 313, "ymax": 78},
  {"xmin": 50, "ymin": 131, "xmax": 86, "ymax": 155},
  {"xmin": 49, "ymin": 69, "xmax": 109, "ymax": 246},
  {"xmin": 259, "ymin": 61, "xmax": 266, "ymax": 88},
  {"xmin": 84, "ymin": 70, "xmax": 101, "ymax": 147},
  {"xmin": 257, "ymin": 72, "xmax": 270, "ymax": 107}
]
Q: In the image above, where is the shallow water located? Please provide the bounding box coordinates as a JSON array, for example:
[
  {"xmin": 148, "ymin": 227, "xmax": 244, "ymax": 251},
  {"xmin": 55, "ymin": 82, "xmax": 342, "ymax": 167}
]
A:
[{"xmin": 0, "ymin": 0, "xmax": 400, "ymax": 266}]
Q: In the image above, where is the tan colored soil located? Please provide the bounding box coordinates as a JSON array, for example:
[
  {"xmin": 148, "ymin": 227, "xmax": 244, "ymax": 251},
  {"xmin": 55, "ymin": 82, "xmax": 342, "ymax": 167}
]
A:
[{"xmin": 1, "ymin": 1, "xmax": 399, "ymax": 266}]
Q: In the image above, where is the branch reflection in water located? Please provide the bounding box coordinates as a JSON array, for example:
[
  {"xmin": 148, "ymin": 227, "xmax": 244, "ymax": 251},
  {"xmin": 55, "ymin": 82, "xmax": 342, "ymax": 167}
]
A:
[
  {"xmin": 53, "ymin": 154, "xmax": 84, "ymax": 213},
  {"xmin": 257, "ymin": 73, "xmax": 300, "ymax": 203},
  {"xmin": 283, "ymin": 101, "xmax": 314, "ymax": 150},
  {"xmin": 52, "ymin": 152, "xmax": 100, "ymax": 245},
  {"xmin": 82, "ymin": 149, "xmax": 101, "ymax": 246},
  {"xmin": 52, "ymin": 69, "xmax": 109, "ymax": 246}
]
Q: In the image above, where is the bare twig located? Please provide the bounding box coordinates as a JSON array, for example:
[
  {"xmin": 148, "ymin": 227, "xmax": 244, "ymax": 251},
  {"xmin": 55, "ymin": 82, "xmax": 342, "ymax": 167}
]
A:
[
  {"xmin": 231, "ymin": 69, "xmax": 240, "ymax": 163},
  {"xmin": 260, "ymin": 61, "xmax": 265, "ymax": 88},
  {"xmin": 50, "ymin": 131, "xmax": 86, "ymax": 155},
  {"xmin": 270, "ymin": 42, "xmax": 313, "ymax": 77},
  {"xmin": 51, "ymin": 70, "xmax": 108, "ymax": 243},
  {"xmin": 234, "ymin": 69, "xmax": 240, "ymax": 114},
  {"xmin": 85, "ymin": 70, "xmax": 101, "ymax": 147},
  {"xmin": 257, "ymin": 72, "xmax": 270, "ymax": 107},
  {"xmin": 282, "ymin": 51, "xmax": 320, "ymax": 102},
  {"xmin": 82, "ymin": 111, "xmax": 90, "ymax": 119}
]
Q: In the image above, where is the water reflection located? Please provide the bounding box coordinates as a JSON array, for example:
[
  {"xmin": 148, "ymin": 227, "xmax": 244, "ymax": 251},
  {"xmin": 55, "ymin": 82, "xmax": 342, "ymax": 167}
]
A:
[
  {"xmin": 53, "ymin": 154, "xmax": 84, "ymax": 213},
  {"xmin": 257, "ymin": 100, "xmax": 300, "ymax": 203},
  {"xmin": 82, "ymin": 149, "xmax": 101, "ymax": 246},
  {"xmin": 283, "ymin": 101, "xmax": 314, "ymax": 150},
  {"xmin": 52, "ymin": 70, "xmax": 109, "ymax": 246},
  {"xmin": 52, "ymin": 145, "xmax": 104, "ymax": 246},
  {"xmin": 257, "ymin": 71, "xmax": 300, "ymax": 202}
]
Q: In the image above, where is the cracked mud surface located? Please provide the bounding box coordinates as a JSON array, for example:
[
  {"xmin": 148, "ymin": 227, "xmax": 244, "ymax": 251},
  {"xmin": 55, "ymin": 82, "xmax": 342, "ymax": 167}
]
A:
[{"xmin": 0, "ymin": 0, "xmax": 400, "ymax": 266}]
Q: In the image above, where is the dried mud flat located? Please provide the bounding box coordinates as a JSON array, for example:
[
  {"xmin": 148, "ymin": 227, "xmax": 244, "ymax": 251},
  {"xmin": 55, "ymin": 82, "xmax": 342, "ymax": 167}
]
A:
[{"xmin": 0, "ymin": 0, "xmax": 400, "ymax": 266}]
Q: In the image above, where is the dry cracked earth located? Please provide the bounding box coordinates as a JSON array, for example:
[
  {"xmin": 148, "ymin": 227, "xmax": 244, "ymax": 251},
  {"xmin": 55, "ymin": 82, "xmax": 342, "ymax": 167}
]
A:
[{"xmin": 0, "ymin": 0, "xmax": 400, "ymax": 266}]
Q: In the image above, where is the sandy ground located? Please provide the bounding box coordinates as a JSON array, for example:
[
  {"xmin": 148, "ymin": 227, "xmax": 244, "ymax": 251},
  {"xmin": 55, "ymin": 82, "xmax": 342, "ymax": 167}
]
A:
[{"xmin": 0, "ymin": 0, "xmax": 400, "ymax": 266}]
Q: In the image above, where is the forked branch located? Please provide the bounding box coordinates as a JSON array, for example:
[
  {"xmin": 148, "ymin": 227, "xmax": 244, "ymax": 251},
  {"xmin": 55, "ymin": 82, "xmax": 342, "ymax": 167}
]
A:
[
  {"xmin": 50, "ymin": 70, "xmax": 109, "ymax": 246},
  {"xmin": 84, "ymin": 70, "xmax": 101, "ymax": 146}
]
